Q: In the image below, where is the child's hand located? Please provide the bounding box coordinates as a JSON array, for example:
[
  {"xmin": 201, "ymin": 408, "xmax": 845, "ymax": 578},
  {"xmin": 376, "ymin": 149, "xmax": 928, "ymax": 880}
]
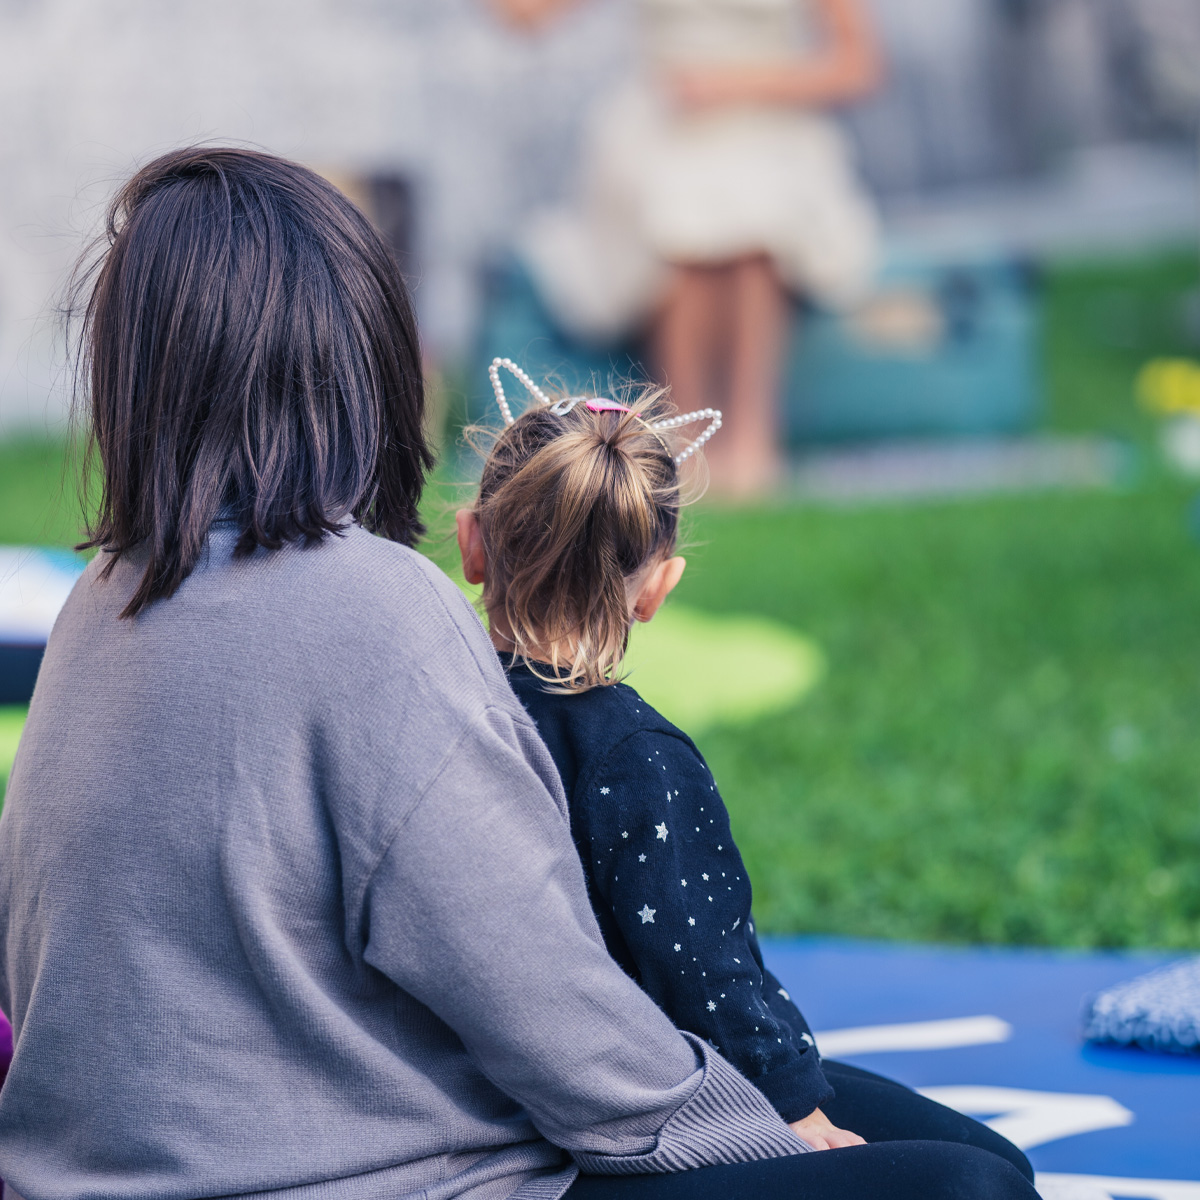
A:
[{"xmin": 789, "ymin": 1107, "xmax": 867, "ymax": 1150}]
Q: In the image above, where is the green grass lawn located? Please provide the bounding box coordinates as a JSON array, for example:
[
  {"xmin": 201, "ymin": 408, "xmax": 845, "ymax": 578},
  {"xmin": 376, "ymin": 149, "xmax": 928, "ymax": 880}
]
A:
[
  {"xmin": 3, "ymin": 250, "xmax": 1199, "ymax": 948},
  {"xmin": 0, "ymin": 436, "xmax": 86, "ymax": 549},
  {"xmin": 680, "ymin": 486, "xmax": 1200, "ymax": 948}
]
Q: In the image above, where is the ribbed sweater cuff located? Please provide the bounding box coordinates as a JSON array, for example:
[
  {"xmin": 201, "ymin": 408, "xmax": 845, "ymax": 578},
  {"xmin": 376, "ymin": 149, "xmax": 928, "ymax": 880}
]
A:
[{"xmin": 571, "ymin": 1034, "xmax": 811, "ymax": 1175}]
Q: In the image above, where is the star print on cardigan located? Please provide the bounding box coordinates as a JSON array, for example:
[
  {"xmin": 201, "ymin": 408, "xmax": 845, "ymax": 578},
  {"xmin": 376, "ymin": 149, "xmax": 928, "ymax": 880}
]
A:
[
  {"xmin": 706, "ymin": 1001, "xmax": 717, "ymax": 1011},
  {"xmin": 500, "ymin": 661, "xmax": 834, "ymax": 1126},
  {"xmin": 600, "ymin": 787, "xmax": 610, "ymax": 794}
]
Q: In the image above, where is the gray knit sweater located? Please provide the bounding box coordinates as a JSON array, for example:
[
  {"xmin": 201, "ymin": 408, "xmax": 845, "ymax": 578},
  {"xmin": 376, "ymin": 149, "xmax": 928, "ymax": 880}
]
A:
[{"xmin": 0, "ymin": 523, "xmax": 806, "ymax": 1200}]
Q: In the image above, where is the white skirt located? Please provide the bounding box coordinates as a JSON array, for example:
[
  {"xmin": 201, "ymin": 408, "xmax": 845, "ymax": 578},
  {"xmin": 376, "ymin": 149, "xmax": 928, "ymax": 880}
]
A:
[{"xmin": 521, "ymin": 79, "xmax": 880, "ymax": 342}]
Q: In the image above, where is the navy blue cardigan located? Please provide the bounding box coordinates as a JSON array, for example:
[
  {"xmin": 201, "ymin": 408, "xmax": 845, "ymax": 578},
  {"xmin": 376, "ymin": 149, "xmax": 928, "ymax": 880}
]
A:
[{"xmin": 503, "ymin": 655, "xmax": 833, "ymax": 1123}]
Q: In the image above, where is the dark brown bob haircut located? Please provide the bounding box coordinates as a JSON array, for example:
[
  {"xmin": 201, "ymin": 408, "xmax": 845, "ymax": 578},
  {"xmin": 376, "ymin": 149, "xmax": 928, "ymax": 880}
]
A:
[{"xmin": 72, "ymin": 146, "xmax": 432, "ymax": 618}]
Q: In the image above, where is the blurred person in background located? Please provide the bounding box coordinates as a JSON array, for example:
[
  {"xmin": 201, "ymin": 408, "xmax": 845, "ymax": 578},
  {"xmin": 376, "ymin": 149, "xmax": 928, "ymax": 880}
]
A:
[{"xmin": 492, "ymin": 0, "xmax": 883, "ymax": 496}]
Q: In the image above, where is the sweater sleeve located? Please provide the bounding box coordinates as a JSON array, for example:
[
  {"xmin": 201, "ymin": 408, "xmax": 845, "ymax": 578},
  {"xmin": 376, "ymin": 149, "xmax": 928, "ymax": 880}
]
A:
[
  {"xmin": 577, "ymin": 729, "xmax": 833, "ymax": 1124},
  {"xmin": 737, "ymin": 921, "xmax": 821, "ymax": 1048},
  {"xmin": 361, "ymin": 702, "xmax": 810, "ymax": 1170}
]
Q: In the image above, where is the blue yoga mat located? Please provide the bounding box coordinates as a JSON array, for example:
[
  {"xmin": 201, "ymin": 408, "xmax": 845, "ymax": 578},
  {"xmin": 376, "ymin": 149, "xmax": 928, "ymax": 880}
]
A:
[{"xmin": 763, "ymin": 937, "xmax": 1200, "ymax": 1198}]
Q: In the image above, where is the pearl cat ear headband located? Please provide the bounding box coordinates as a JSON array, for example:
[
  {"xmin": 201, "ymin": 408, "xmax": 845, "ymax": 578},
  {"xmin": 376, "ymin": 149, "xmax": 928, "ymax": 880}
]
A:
[{"xmin": 488, "ymin": 356, "xmax": 722, "ymax": 465}]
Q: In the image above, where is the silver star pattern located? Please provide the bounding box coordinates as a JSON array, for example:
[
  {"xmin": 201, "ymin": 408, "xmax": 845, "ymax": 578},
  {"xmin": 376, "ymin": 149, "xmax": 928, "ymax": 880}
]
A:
[{"xmin": 582, "ymin": 731, "xmax": 775, "ymax": 1077}]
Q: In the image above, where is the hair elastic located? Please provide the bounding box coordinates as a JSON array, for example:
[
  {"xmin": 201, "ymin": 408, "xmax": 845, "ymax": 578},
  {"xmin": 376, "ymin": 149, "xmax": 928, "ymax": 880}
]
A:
[
  {"xmin": 488, "ymin": 356, "xmax": 721, "ymax": 465},
  {"xmin": 547, "ymin": 396, "xmax": 631, "ymax": 416}
]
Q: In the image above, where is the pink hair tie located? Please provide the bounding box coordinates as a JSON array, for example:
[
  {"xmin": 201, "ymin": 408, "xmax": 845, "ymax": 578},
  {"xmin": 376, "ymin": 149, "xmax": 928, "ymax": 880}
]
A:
[{"xmin": 545, "ymin": 394, "xmax": 631, "ymax": 417}]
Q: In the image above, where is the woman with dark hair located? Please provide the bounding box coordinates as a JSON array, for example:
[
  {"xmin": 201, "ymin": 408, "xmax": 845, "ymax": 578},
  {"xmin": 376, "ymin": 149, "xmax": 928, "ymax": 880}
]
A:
[{"xmin": 0, "ymin": 149, "xmax": 1028, "ymax": 1200}]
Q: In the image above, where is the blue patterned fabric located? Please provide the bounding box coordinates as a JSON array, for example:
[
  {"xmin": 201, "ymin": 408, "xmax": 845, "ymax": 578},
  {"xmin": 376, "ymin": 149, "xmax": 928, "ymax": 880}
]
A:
[
  {"xmin": 1083, "ymin": 957, "xmax": 1200, "ymax": 1053},
  {"xmin": 502, "ymin": 655, "xmax": 833, "ymax": 1123}
]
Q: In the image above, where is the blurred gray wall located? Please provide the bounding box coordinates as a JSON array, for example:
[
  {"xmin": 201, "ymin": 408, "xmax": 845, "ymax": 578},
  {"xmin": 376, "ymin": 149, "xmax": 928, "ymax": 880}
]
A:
[
  {"xmin": 0, "ymin": 0, "xmax": 1196, "ymax": 429},
  {"xmin": 0, "ymin": 0, "xmax": 632, "ymax": 428},
  {"xmin": 850, "ymin": 0, "xmax": 1200, "ymax": 195}
]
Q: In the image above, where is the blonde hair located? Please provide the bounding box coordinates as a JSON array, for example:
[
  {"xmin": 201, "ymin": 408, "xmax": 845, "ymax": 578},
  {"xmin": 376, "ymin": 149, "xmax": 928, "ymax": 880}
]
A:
[{"xmin": 470, "ymin": 387, "xmax": 682, "ymax": 690}]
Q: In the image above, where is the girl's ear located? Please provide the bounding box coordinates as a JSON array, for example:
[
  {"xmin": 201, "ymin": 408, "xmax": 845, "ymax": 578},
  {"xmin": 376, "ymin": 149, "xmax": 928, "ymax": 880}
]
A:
[
  {"xmin": 632, "ymin": 556, "xmax": 686, "ymax": 624},
  {"xmin": 456, "ymin": 510, "xmax": 487, "ymax": 586}
]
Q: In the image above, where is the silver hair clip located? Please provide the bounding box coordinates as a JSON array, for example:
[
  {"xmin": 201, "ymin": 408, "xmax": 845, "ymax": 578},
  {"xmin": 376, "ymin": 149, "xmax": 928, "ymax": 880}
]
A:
[{"xmin": 488, "ymin": 356, "xmax": 722, "ymax": 465}]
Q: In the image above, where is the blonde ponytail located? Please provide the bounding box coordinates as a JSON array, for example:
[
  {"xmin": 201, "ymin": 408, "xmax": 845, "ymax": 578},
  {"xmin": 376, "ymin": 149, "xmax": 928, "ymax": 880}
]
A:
[{"xmin": 471, "ymin": 388, "xmax": 682, "ymax": 690}]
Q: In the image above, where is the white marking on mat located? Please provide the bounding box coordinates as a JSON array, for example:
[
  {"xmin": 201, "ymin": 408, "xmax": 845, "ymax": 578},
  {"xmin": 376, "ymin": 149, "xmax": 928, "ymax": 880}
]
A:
[
  {"xmin": 919, "ymin": 1086, "xmax": 1134, "ymax": 1150},
  {"xmin": 814, "ymin": 1014, "xmax": 1013, "ymax": 1057},
  {"xmin": 1036, "ymin": 1173, "xmax": 1200, "ymax": 1200}
]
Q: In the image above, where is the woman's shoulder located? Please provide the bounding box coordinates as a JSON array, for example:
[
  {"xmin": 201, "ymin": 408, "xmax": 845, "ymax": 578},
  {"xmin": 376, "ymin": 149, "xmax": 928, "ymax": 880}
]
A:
[
  {"xmin": 331, "ymin": 530, "xmax": 510, "ymax": 692},
  {"xmin": 281, "ymin": 527, "xmax": 479, "ymax": 634},
  {"xmin": 192, "ymin": 523, "xmax": 512, "ymax": 716}
]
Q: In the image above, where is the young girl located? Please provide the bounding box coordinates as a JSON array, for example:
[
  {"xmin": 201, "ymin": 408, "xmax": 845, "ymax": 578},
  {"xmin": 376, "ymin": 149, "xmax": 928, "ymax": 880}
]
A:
[{"xmin": 457, "ymin": 358, "xmax": 1037, "ymax": 1174}]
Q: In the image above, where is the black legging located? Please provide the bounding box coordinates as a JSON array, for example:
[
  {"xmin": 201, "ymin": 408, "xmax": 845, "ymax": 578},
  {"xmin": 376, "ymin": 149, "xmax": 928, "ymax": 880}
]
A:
[
  {"xmin": 566, "ymin": 1060, "xmax": 1037, "ymax": 1200},
  {"xmin": 821, "ymin": 1060, "xmax": 1033, "ymax": 1180}
]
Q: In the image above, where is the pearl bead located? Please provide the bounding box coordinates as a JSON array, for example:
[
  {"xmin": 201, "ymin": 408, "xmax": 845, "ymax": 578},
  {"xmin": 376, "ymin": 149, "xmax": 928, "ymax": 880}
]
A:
[
  {"xmin": 649, "ymin": 406, "xmax": 722, "ymax": 463},
  {"xmin": 489, "ymin": 356, "xmax": 553, "ymax": 424}
]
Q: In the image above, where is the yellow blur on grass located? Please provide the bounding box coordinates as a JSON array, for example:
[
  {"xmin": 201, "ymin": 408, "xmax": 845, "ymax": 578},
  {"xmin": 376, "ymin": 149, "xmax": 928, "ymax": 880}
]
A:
[
  {"xmin": 0, "ymin": 706, "xmax": 26, "ymax": 792},
  {"xmin": 1136, "ymin": 357, "xmax": 1200, "ymax": 415},
  {"xmin": 623, "ymin": 606, "xmax": 824, "ymax": 734}
]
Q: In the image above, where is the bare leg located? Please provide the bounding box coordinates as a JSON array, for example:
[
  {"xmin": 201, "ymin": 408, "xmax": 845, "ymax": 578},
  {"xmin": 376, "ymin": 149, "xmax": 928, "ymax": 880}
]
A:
[
  {"xmin": 723, "ymin": 253, "xmax": 789, "ymax": 496},
  {"xmin": 652, "ymin": 263, "xmax": 733, "ymax": 483}
]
